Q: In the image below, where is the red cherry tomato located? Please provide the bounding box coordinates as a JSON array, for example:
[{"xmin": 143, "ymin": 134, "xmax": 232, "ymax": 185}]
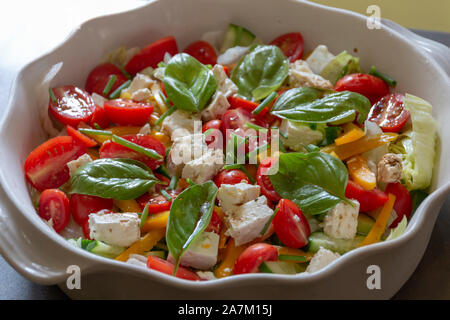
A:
[
  {"xmin": 82, "ymin": 219, "xmax": 91, "ymax": 239},
  {"xmin": 66, "ymin": 125, "xmax": 97, "ymax": 148},
  {"xmin": 213, "ymin": 169, "xmax": 249, "ymax": 187},
  {"xmin": 99, "ymin": 134, "xmax": 165, "ymax": 170},
  {"xmin": 90, "ymin": 105, "xmax": 110, "ymax": 129},
  {"xmin": 202, "ymin": 119, "xmax": 222, "ymax": 133},
  {"xmin": 345, "ymin": 180, "xmax": 389, "ymax": 212},
  {"xmin": 368, "ymin": 93, "xmax": 410, "ymax": 133},
  {"xmin": 136, "ymin": 189, "xmax": 179, "ymax": 213},
  {"xmin": 183, "ymin": 40, "xmax": 217, "ymax": 65},
  {"xmin": 269, "ymin": 32, "xmax": 304, "ymax": 62},
  {"xmin": 70, "ymin": 194, "xmax": 114, "ymax": 226},
  {"xmin": 85, "ymin": 63, "xmax": 128, "ymax": 98},
  {"xmin": 48, "ymin": 86, "xmax": 95, "ymax": 127},
  {"xmin": 24, "ymin": 136, "xmax": 86, "ymax": 192},
  {"xmin": 334, "ymin": 73, "xmax": 389, "ymax": 104},
  {"xmin": 256, "ymin": 157, "xmax": 281, "ymax": 202},
  {"xmin": 38, "ymin": 189, "xmax": 70, "ymax": 233},
  {"xmin": 202, "ymin": 119, "xmax": 223, "ymax": 147},
  {"xmin": 125, "ymin": 36, "xmax": 179, "ymax": 75},
  {"xmin": 385, "ymin": 182, "xmax": 412, "ymax": 228},
  {"xmin": 233, "ymin": 243, "xmax": 278, "ymax": 274},
  {"xmin": 204, "ymin": 210, "xmax": 222, "ymax": 234},
  {"xmin": 146, "ymin": 255, "xmax": 200, "ymax": 281},
  {"xmin": 153, "ymin": 173, "xmax": 171, "ymax": 193},
  {"xmin": 103, "ymin": 99, "xmax": 154, "ymax": 126},
  {"xmin": 273, "ymin": 199, "xmax": 310, "ymax": 248}
]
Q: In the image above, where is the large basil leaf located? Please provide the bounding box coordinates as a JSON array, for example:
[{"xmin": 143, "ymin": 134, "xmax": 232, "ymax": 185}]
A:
[
  {"xmin": 166, "ymin": 181, "xmax": 218, "ymax": 272},
  {"xmin": 70, "ymin": 158, "xmax": 158, "ymax": 200},
  {"xmin": 269, "ymin": 151, "xmax": 349, "ymax": 215},
  {"xmin": 231, "ymin": 45, "xmax": 289, "ymax": 101},
  {"xmin": 271, "ymin": 87, "xmax": 320, "ymax": 112},
  {"xmin": 272, "ymin": 91, "xmax": 371, "ymax": 124},
  {"xmin": 163, "ymin": 53, "xmax": 217, "ymax": 112}
]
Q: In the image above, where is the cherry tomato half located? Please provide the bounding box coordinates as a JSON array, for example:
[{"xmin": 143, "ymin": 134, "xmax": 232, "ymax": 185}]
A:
[
  {"xmin": 38, "ymin": 189, "xmax": 70, "ymax": 233},
  {"xmin": 104, "ymin": 99, "xmax": 154, "ymax": 126},
  {"xmin": 385, "ymin": 182, "xmax": 412, "ymax": 228},
  {"xmin": 368, "ymin": 93, "xmax": 410, "ymax": 133},
  {"xmin": 66, "ymin": 125, "xmax": 97, "ymax": 148},
  {"xmin": 334, "ymin": 73, "xmax": 389, "ymax": 104},
  {"xmin": 48, "ymin": 86, "xmax": 95, "ymax": 127},
  {"xmin": 269, "ymin": 32, "xmax": 304, "ymax": 62},
  {"xmin": 70, "ymin": 194, "xmax": 114, "ymax": 226},
  {"xmin": 256, "ymin": 157, "xmax": 281, "ymax": 202},
  {"xmin": 183, "ymin": 40, "xmax": 217, "ymax": 65},
  {"xmin": 213, "ymin": 169, "xmax": 249, "ymax": 187},
  {"xmin": 147, "ymin": 255, "xmax": 200, "ymax": 281},
  {"xmin": 345, "ymin": 180, "xmax": 389, "ymax": 212},
  {"xmin": 99, "ymin": 134, "xmax": 165, "ymax": 170},
  {"xmin": 125, "ymin": 36, "xmax": 179, "ymax": 75},
  {"xmin": 202, "ymin": 119, "xmax": 223, "ymax": 147},
  {"xmin": 24, "ymin": 136, "xmax": 86, "ymax": 192},
  {"xmin": 85, "ymin": 63, "xmax": 128, "ymax": 98},
  {"xmin": 90, "ymin": 105, "xmax": 110, "ymax": 129},
  {"xmin": 82, "ymin": 219, "xmax": 91, "ymax": 239},
  {"xmin": 136, "ymin": 189, "xmax": 179, "ymax": 213},
  {"xmin": 273, "ymin": 199, "xmax": 310, "ymax": 248},
  {"xmin": 233, "ymin": 243, "xmax": 278, "ymax": 274}
]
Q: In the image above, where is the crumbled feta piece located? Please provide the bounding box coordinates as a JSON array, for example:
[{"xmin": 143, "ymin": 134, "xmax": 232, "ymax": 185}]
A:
[
  {"xmin": 131, "ymin": 88, "xmax": 152, "ymax": 102},
  {"xmin": 89, "ymin": 212, "xmax": 140, "ymax": 247},
  {"xmin": 182, "ymin": 148, "xmax": 224, "ymax": 184},
  {"xmin": 225, "ymin": 196, "xmax": 274, "ymax": 246},
  {"xmin": 196, "ymin": 271, "xmax": 217, "ymax": 280},
  {"xmin": 306, "ymin": 247, "xmax": 340, "ymax": 273},
  {"xmin": 217, "ymin": 46, "xmax": 249, "ymax": 65},
  {"xmin": 377, "ymin": 153, "xmax": 403, "ymax": 184},
  {"xmin": 167, "ymin": 232, "xmax": 219, "ymax": 270},
  {"xmin": 288, "ymin": 60, "xmax": 333, "ymax": 89},
  {"xmin": 91, "ymin": 92, "xmax": 107, "ymax": 107},
  {"xmin": 122, "ymin": 73, "xmax": 155, "ymax": 96},
  {"xmin": 217, "ymin": 183, "xmax": 260, "ymax": 215},
  {"xmin": 201, "ymin": 91, "xmax": 230, "ymax": 121},
  {"xmin": 305, "ymin": 45, "xmax": 335, "ymax": 74},
  {"xmin": 280, "ymin": 119, "xmax": 323, "ymax": 151},
  {"xmin": 126, "ymin": 254, "xmax": 148, "ymax": 268},
  {"xmin": 211, "ymin": 64, "xmax": 238, "ymax": 97},
  {"xmin": 161, "ymin": 110, "xmax": 201, "ymax": 141},
  {"xmin": 323, "ymin": 200, "xmax": 359, "ymax": 240},
  {"xmin": 67, "ymin": 153, "xmax": 92, "ymax": 176},
  {"xmin": 166, "ymin": 133, "xmax": 207, "ymax": 176}
]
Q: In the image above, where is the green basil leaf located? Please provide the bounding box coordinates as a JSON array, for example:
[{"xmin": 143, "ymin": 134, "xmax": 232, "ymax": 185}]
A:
[
  {"xmin": 163, "ymin": 53, "xmax": 217, "ymax": 112},
  {"xmin": 166, "ymin": 181, "xmax": 218, "ymax": 272},
  {"xmin": 70, "ymin": 158, "xmax": 158, "ymax": 200},
  {"xmin": 270, "ymin": 151, "xmax": 349, "ymax": 215},
  {"xmin": 231, "ymin": 45, "xmax": 289, "ymax": 101},
  {"xmin": 272, "ymin": 90, "xmax": 371, "ymax": 125},
  {"xmin": 271, "ymin": 87, "xmax": 320, "ymax": 112}
]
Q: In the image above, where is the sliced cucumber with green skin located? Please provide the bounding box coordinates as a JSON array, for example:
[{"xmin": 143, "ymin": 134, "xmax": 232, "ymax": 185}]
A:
[
  {"xmin": 357, "ymin": 213, "xmax": 375, "ymax": 236},
  {"xmin": 88, "ymin": 241, "xmax": 125, "ymax": 259},
  {"xmin": 220, "ymin": 24, "xmax": 256, "ymax": 53},
  {"xmin": 307, "ymin": 232, "xmax": 365, "ymax": 255},
  {"xmin": 258, "ymin": 261, "xmax": 298, "ymax": 274}
]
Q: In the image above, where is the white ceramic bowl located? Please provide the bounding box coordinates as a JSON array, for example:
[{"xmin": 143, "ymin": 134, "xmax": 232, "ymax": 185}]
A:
[{"xmin": 0, "ymin": 0, "xmax": 449, "ymax": 299}]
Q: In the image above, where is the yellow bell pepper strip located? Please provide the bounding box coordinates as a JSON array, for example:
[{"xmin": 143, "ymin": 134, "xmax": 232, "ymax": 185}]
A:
[
  {"xmin": 359, "ymin": 193, "xmax": 396, "ymax": 247},
  {"xmin": 277, "ymin": 246, "xmax": 313, "ymax": 262},
  {"xmin": 346, "ymin": 155, "xmax": 377, "ymax": 190},
  {"xmin": 141, "ymin": 210, "xmax": 170, "ymax": 232},
  {"xmin": 85, "ymin": 126, "xmax": 142, "ymax": 144},
  {"xmin": 115, "ymin": 228, "xmax": 165, "ymax": 262},
  {"xmin": 114, "ymin": 199, "xmax": 141, "ymax": 212},
  {"xmin": 215, "ymin": 239, "xmax": 248, "ymax": 278},
  {"xmin": 322, "ymin": 133, "xmax": 398, "ymax": 160},
  {"xmin": 334, "ymin": 123, "xmax": 365, "ymax": 146},
  {"xmin": 218, "ymin": 227, "xmax": 229, "ymax": 249},
  {"xmin": 150, "ymin": 130, "xmax": 171, "ymax": 148}
]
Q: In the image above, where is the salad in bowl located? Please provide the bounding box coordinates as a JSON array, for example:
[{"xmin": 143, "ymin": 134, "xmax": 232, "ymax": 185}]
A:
[{"xmin": 24, "ymin": 23, "xmax": 437, "ymax": 281}]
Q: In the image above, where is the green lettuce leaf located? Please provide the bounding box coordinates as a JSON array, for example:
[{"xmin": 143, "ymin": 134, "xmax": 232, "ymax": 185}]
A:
[{"xmin": 385, "ymin": 216, "xmax": 407, "ymax": 241}]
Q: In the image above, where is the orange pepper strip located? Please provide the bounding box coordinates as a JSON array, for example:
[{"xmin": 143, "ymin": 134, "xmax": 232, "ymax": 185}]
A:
[
  {"xmin": 86, "ymin": 148, "xmax": 99, "ymax": 160},
  {"xmin": 215, "ymin": 239, "xmax": 248, "ymax": 278},
  {"xmin": 218, "ymin": 227, "xmax": 229, "ymax": 249},
  {"xmin": 347, "ymin": 155, "xmax": 376, "ymax": 190},
  {"xmin": 359, "ymin": 193, "xmax": 396, "ymax": 247},
  {"xmin": 114, "ymin": 199, "xmax": 141, "ymax": 213},
  {"xmin": 150, "ymin": 130, "xmax": 171, "ymax": 148},
  {"xmin": 322, "ymin": 133, "xmax": 398, "ymax": 160},
  {"xmin": 115, "ymin": 228, "xmax": 165, "ymax": 262},
  {"xmin": 141, "ymin": 210, "xmax": 170, "ymax": 232},
  {"xmin": 85, "ymin": 126, "xmax": 142, "ymax": 144},
  {"xmin": 277, "ymin": 246, "xmax": 313, "ymax": 262},
  {"xmin": 334, "ymin": 123, "xmax": 365, "ymax": 146}
]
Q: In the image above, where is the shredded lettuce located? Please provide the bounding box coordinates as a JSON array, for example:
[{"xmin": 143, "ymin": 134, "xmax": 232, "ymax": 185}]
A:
[
  {"xmin": 320, "ymin": 51, "xmax": 362, "ymax": 85},
  {"xmin": 385, "ymin": 216, "xmax": 407, "ymax": 241}
]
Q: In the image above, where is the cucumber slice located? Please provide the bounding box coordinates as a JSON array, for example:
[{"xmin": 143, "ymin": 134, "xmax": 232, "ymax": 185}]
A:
[
  {"xmin": 307, "ymin": 232, "xmax": 365, "ymax": 255},
  {"xmin": 259, "ymin": 261, "xmax": 298, "ymax": 274},
  {"xmin": 220, "ymin": 24, "xmax": 256, "ymax": 53},
  {"xmin": 357, "ymin": 213, "xmax": 375, "ymax": 235},
  {"xmin": 89, "ymin": 241, "xmax": 125, "ymax": 259}
]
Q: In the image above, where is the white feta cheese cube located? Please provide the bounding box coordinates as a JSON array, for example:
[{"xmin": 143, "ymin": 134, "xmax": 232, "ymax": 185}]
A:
[
  {"xmin": 124, "ymin": 73, "xmax": 155, "ymax": 94},
  {"xmin": 167, "ymin": 232, "xmax": 219, "ymax": 270},
  {"xmin": 305, "ymin": 45, "xmax": 336, "ymax": 74},
  {"xmin": 288, "ymin": 60, "xmax": 333, "ymax": 89},
  {"xmin": 196, "ymin": 271, "xmax": 217, "ymax": 280},
  {"xmin": 212, "ymin": 64, "xmax": 238, "ymax": 97},
  {"xmin": 201, "ymin": 91, "xmax": 230, "ymax": 121},
  {"xmin": 225, "ymin": 196, "xmax": 274, "ymax": 246},
  {"xmin": 88, "ymin": 212, "xmax": 140, "ymax": 247},
  {"xmin": 182, "ymin": 148, "xmax": 224, "ymax": 184},
  {"xmin": 91, "ymin": 92, "xmax": 107, "ymax": 107},
  {"xmin": 167, "ymin": 133, "xmax": 207, "ymax": 176},
  {"xmin": 126, "ymin": 254, "xmax": 148, "ymax": 268},
  {"xmin": 67, "ymin": 153, "xmax": 92, "ymax": 176},
  {"xmin": 161, "ymin": 110, "xmax": 201, "ymax": 141},
  {"xmin": 217, "ymin": 183, "xmax": 260, "ymax": 215},
  {"xmin": 280, "ymin": 119, "xmax": 323, "ymax": 151},
  {"xmin": 323, "ymin": 200, "xmax": 359, "ymax": 240},
  {"xmin": 217, "ymin": 46, "xmax": 249, "ymax": 65},
  {"xmin": 131, "ymin": 88, "xmax": 152, "ymax": 102},
  {"xmin": 306, "ymin": 247, "xmax": 341, "ymax": 273}
]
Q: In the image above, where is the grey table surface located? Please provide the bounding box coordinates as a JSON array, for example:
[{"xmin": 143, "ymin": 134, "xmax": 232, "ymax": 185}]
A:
[{"xmin": 0, "ymin": 2, "xmax": 449, "ymax": 299}]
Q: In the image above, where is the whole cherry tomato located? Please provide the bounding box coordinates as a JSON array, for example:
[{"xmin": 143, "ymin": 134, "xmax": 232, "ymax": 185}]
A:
[
  {"xmin": 183, "ymin": 40, "xmax": 217, "ymax": 65},
  {"xmin": 213, "ymin": 169, "xmax": 249, "ymax": 187},
  {"xmin": 85, "ymin": 63, "xmax": 128, "ymax": 98},
  {"xmin": 334, "ymin": 73, "xmax": 389, "ymax": 104}
]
